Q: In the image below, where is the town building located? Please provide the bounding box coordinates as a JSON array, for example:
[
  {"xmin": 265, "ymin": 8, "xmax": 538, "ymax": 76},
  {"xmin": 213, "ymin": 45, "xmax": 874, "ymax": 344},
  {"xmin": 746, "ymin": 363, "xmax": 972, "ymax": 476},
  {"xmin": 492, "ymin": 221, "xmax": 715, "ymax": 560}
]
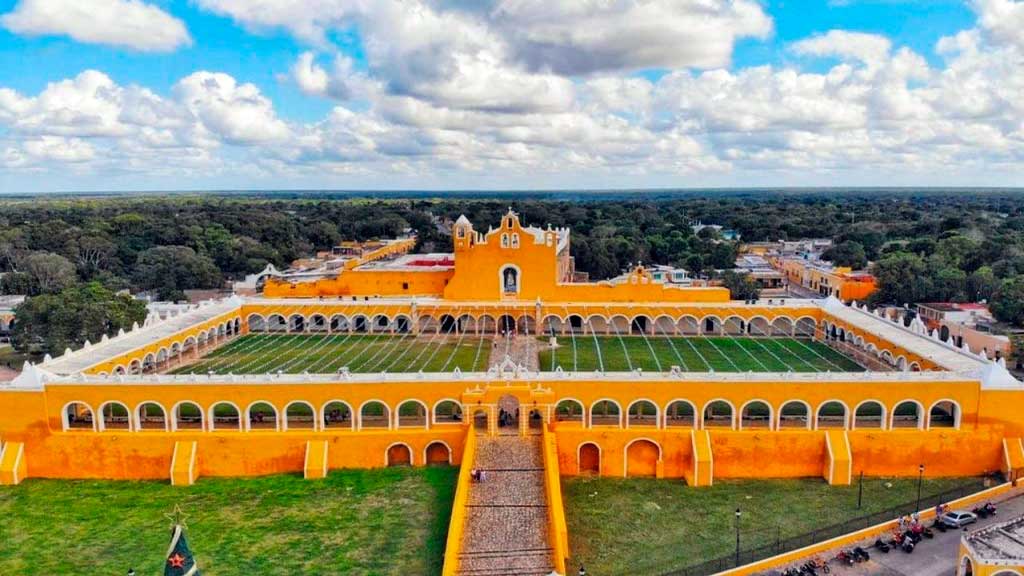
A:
[{"xmin": 959, "ymin": 514, "xmax": 1024, "ymax": 576}]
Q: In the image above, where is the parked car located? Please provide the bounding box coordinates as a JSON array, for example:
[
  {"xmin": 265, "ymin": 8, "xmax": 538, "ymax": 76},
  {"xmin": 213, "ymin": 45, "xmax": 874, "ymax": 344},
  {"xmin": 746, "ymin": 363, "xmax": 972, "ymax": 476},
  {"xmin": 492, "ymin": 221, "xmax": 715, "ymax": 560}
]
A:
[{"xmin": 940, "ymin": 510, "xmax": 978, "ymax": 528}]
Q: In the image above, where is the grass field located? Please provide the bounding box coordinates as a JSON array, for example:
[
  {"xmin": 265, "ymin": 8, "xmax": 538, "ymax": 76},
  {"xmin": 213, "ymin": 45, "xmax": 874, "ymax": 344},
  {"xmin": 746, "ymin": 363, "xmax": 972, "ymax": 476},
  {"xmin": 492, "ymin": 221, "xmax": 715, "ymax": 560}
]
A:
[
  {"xmin": 538, "ymin": 335, "xmax": 863, "ymax": 372},
  {"xmin": 172, "ymin": 334, "xmax": 491, "ymax": 374},
  {"xmin": 563, "ymin": 476, "xmax": 980, "ymax": 576},
  {"xmin": 0, "ymin": 467, "xmax": 457, "ymax": 576}
]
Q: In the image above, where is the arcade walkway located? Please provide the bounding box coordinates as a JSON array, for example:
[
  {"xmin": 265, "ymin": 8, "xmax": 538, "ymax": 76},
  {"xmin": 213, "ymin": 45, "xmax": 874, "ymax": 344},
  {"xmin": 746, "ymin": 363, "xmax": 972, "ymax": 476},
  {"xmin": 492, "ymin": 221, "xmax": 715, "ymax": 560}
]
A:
[{"xmin": 457, "ymin": 434, "xmax": 554, "ymax": 575}]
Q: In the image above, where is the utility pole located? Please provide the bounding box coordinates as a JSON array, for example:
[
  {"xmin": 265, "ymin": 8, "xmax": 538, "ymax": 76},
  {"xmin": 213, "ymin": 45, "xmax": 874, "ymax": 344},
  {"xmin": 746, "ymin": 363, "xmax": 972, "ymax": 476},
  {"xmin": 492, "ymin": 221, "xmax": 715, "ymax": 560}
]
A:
[
  {"xmin": 917, "ymin": 464, "xmax": 925, "ymax": 512},
  {"xmin": 858, "ymin": 470, "xmax": 864, "ymax": 509},
  {"xmin": 735, "ymin": 508, "xmax": 742, "ymax": 567}
]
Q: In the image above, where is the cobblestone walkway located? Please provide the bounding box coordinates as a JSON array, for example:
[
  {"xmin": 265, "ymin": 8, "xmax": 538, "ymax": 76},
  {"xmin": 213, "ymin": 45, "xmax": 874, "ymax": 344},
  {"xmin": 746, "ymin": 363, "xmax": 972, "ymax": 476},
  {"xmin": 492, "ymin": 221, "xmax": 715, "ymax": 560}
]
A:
[
  {"xmin": 457, "ymin": 435, "xmax": 554, "ymax": 575},
  {"xmin": 487, "ymin": 335, "xmax": 540, "ymax": 372}
]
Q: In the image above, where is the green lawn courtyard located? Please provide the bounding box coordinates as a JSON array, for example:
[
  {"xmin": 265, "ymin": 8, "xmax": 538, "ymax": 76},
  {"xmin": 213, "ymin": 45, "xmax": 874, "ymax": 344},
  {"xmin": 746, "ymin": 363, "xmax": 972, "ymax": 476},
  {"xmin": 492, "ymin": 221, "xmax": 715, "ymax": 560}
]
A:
[
  {"xmin": 563, "ymin": 476, "xmax": 982, "ymax": 576},
  {"xmin": 0, "ymin": 467, "xmax": 457, "ymax": 576},
  {"xmin": 539, "ymin": 335, "xmax": 864, "ymax": 373},
  {"xmin": 171, "ymin": 334, "xmax": 491, "ymax": 375}
]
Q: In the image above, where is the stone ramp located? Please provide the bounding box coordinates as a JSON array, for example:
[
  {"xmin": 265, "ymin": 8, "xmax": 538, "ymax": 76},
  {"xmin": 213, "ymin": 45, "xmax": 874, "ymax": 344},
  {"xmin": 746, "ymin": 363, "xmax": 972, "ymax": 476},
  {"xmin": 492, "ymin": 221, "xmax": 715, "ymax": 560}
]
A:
[{"xmin": 457, "ymin": 435, "xmax": 554, "ymax": 576}]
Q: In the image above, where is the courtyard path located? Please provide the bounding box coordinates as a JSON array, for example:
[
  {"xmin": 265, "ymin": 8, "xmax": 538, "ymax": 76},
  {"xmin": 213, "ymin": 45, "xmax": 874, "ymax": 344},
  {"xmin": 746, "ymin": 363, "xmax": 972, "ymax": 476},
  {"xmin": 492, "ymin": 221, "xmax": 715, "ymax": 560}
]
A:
[
  {"xmin": 487, "ymin": 335, "xmax": 540, "ymax": 372},
  {"xmin": 457, "ymin": 434, "xmax": 554, "ymax": 576}
]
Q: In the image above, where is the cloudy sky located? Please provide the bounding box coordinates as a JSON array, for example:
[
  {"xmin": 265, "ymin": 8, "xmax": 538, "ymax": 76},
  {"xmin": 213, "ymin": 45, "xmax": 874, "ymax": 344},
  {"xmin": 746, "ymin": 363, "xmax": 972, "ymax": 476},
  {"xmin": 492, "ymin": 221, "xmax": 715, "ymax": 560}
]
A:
[{"xmin": 0, "ymin": 0, "xmax": 1022, "ymax": 192}]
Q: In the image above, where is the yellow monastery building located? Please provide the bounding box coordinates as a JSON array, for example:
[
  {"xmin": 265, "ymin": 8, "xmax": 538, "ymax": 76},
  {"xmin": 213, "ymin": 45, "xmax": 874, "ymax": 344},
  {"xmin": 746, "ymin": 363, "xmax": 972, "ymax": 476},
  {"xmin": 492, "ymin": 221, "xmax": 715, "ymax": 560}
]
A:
[{"xmin": 1, "ymin": 210, "xmax": 1022, "ymax": 575}]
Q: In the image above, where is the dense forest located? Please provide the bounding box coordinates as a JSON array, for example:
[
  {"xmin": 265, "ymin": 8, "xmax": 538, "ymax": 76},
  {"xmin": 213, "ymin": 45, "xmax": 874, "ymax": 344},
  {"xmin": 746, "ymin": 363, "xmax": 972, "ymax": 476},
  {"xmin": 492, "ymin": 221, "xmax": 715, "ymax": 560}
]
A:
[{"xmin": 2, "ymin": 191, "xmax": 1023, "ymax": 353}]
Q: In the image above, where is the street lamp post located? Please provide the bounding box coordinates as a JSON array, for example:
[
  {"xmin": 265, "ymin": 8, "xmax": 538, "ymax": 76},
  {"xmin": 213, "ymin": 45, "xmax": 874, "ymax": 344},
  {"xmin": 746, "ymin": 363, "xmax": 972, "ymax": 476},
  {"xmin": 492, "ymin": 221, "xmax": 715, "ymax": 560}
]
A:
[
  {"xmin": 735, "ymin": 508, "xmax": 742, "ymax": 567},
  {"xmin": 917, "ymin": 464, "xmax": 925, "ymax": 512}
]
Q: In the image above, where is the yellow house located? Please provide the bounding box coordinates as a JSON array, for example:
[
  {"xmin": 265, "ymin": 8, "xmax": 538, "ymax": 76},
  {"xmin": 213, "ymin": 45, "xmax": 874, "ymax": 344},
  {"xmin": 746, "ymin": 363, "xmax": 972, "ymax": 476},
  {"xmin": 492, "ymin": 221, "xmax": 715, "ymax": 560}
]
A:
[{"xmin": 959, "ymin": 516, "xmax": 1024, "ymax": 576}]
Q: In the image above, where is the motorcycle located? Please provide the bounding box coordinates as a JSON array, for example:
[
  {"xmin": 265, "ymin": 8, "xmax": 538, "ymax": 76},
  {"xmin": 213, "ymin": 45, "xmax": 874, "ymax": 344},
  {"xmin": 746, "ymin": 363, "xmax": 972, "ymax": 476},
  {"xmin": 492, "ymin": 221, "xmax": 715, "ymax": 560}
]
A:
[
  {"xmin": 852, "ymin": 547, "xmax": 870, "ymax": 562},
  {"xmin": 836, "ymin": 550, "xmax": 855, "ymax": 566},
  {"xmin": 973, "ymin": 502, "xmax": 998, "ymax": 518},
  {"xmin": 901, "ymin": 538, "xmax": 916, "ymax": 553},
  {"xmin": 874, "ymin": 538, "xmax": 891, "ymax": 553}
]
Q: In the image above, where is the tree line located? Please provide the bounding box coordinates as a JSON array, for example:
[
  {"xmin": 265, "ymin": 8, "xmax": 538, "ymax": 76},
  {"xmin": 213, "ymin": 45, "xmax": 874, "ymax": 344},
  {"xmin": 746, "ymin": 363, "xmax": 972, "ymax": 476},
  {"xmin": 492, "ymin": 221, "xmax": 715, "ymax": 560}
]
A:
[{"xmin": 1, "ymin": 191, "xmax": 1022, "ymax": 354}]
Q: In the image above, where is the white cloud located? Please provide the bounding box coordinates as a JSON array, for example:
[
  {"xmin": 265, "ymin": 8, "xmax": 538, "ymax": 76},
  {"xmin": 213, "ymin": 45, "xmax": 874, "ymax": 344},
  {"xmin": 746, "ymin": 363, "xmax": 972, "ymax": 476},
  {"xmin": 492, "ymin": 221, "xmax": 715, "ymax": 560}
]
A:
[
  {"xmin": 174, "ymin": 72, "xmax": 290, "ymax": 144},
  {"xmin": 792, "ymin": 30, "xmax": 892, "ymax": 65},
  {"xmin": 1, "ymin": 0, "xmax": 191, "ymax": 52},
  {"xmin": 973, "ymin": 0, "xmax": 1024, "ymax": 50}
]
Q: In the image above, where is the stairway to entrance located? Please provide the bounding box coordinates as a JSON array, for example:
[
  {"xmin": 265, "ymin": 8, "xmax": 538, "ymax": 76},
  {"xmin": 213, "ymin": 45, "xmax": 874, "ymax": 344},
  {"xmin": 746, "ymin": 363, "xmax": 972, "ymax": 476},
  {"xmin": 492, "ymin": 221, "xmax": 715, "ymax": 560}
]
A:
[
  {"xmin": 456, "ymin": 435, "xmax": 554, "ymax": 576},
  {"xmin": 487, "ymin": 335, "xmax": 540, "ymax": 372}
]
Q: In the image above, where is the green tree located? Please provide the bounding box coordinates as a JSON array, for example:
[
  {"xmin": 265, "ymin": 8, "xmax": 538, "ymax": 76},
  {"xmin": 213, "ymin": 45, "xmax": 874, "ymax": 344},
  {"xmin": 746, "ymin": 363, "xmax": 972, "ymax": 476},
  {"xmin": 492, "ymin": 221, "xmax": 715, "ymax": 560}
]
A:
[
  {"xmin": 720, "ymin": 271, "xmax": 760, "ymax": 301},
  {"xmin": 822, "ymin": 241, "xmax": 867, "ymax": 269},
  {"xmin": 19, "ymin": 252, "xmax": 78, "ymax": 295},
  {"xmin": 11, "ymin": 282, "xmax": 148, "ymax": 354},
  {"xmin": 870, "ymin": 252, "xmax": 931, "ymax": 306},
  {"xmin": 132, "ymin": 246, "xmax": 222, "ymax": 301},
  {"xmin": 990, "ymin": 276, "xmax": 1024, "ymax": 326},
  {"xmin": 967, "ymin": 266, "xmax": 998, "ymax": 302}
]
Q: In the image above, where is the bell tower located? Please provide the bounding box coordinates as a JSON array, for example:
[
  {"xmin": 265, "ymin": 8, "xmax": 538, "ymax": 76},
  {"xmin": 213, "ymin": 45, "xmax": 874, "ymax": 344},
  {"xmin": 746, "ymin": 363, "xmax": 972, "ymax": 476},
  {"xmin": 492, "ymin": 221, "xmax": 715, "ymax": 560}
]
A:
[{"xmin": 453, "ymin": 214, "xmax": 474, "ymax": 252}]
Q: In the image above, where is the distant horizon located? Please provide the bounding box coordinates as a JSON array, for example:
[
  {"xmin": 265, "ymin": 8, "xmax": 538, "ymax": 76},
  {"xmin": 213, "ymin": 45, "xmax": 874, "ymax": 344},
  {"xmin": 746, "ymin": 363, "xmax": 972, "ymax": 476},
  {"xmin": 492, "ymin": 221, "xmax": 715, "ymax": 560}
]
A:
[{"xmin": 1, "ymin": 186, "xmax": 1024, "ymax": 200}]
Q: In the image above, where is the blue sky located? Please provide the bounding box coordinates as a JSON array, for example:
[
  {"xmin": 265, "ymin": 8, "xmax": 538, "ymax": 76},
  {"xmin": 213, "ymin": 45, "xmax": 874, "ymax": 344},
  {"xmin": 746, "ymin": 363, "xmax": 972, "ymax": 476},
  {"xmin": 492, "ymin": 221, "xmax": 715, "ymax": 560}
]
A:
[{"xmin": 0, "ymin": 0, "xmax": 1021, "ymax": 192}]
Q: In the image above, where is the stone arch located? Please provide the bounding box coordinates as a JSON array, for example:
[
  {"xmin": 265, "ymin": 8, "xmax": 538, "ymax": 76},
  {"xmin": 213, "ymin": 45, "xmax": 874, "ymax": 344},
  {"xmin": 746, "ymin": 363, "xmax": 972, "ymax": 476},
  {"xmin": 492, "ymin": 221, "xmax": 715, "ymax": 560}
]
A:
[
  {"xmin": 386, "ymin": 443, "xmax": 413, "ymax": 467},
  {"xmin": 678, "ymin": 315, "xmax": 700, "ymax": 336},
  {"xmin": 62, "ymin": 401, "xmax": 95, "ymax": 431},
  {"xmin": 476, "ymin": 314, "xmax": 496, "ymax": 335},
  {"xmin": 309, "ymin": 314, "xmax": 328, "ymax": 333},
  {"xmin": 418, "ymin": 314, "xmax": 437, "ymax": 334},
  {"xmin": 624, "ymin": 438, "xmax": 661, "ymax": 477},
  {"xmin": 770, "ymin": 316, "xmax": 794, "ymax": 336},
  {"xmin": 702, "ymin": 399, "xmax": 735, "ymax": 429},
  {"xmin": 778, "ymin": 400, "xmax": 810, "ymax": 429},
  {"xmin": 128, "ymin": 358, "xmax": 142, "ymax": 375},
  {"xmin": 891, "ymin": 400, "xmax": 924, "ymax": 429},
  {"xmin": 247, "ymin": 313, "xmax": 267, "ymax": 332},
  {"xmin": 896, "ymin": 356, "xmax": 908, "ymax": 372},
  {"xmin": 209, "ymin": 401, "xmax": 242, "ymax": 431},
  {"xmin": 928, "ymin": 399, "xmax": 961, "ymax": 430},
  {"xmin": 517, "ymin": 315, "xmax": 536, "ymax": 335},
  {"xmin": 288, "ymin": 314, "xmax": 306, "ymax": 332},
  {"xmin": 567, "ymin": 314, "xmax": 584, "ymax": 334},
  {"xmin": 396, "ymin": 399, "xmax": 429, "ymax": 429},
  {"xmin": 497, "ymin": 314, "xmax": 516, "ymax": 335},
  {"xmin": 285, "ymin": 401, "xmax": 316, "ymax": 431},
  {"xmin": 664, "ymin": 399, "xmax": 696, "ymax": 428},
  {"xmin": 394, "ymin": 315, "xmax": 412, "ymax": 333},
  {"xmin": 653, "ymin": 314, "xmax": 676, "ymax": 335},
  {"xmin": 424, "ymin": 441, "xmax": 451, "ymax": 466},
  {"xmin": 909, "ymin": 362, "xmax": 922, "ymax": 372},
  {"xmin": 372, "ymin": 314, "xmax": 391, "ymax": 333},
  {"xmin": 589, "ymin": 399, "xmax": 622, "ymax": 427},
  {"xmin": 630, "ymin": 315, "xmax": 651, "ymax": 335},
  {"xmin": 723, "ymin": 315, "xmax": 746, "ymax": 336},
  {"xmin": 586, "ymin": 314, "xmax": 609, "ymax": 335},
  {"xmin": 330, "ymin": 314, "xmax": 350, "ymax": 332},
  {"xmin": 359, "ymin": 400, "xmax": 390, "ymax": 430},
  {"xmin": 472, "ymin": 407, "xmax": 489, "ymax": 431},
  {"xmin": 352, "ymin": 314, "xmax": 369, "ymax": 333},
  {"xmin": 246, "ymin": 401, "xmax": 279, "ymax": 431},
  {"xmin": 816, "ymin": 400, "xmax": 849, "ymax": 430},
  {"xmin": 267, "ymin": 314, "xmax": 287, "ymax": 332},
  {"xmin": 172, "ymin": 401, "xmax": 204, "ymax": 431},
  {"xmin": 555, "ymin": 398, "xmax": 584, "ymax": 423},
  {"xmin": 541, "ymin": 314, "xmax": 564, "ymax": 336},
  {"xmin": 795, "ymin": 316, "xmax": 816, "ymax": 337},
  {"xmin": 578, "ymin": 442, "xmax": 601, "ymax": 475},
  {"xmin": 701, "ymin": 315, "xmax": 723, "ymax": 335},
  {"xmin": 98, "ymin": 401, "xmax": 132, "ymax": 431},
  {"xmin": 747, "ymin": 316, "xmax": 770, "ymax": 336},
  {"xmin": 156, "ymin": 348, "xmax": 168, "ymax": 365},
  {"xmin": 740, "ymin": 399, "xmax": 773, "ymax": 430},
  {"xmin": 142, "ymin": 354, "xmax": 156, "ymax": 373},
  {"xmin": 433, "ymin": 399, "xmax": 463, "ymax": 425},
  {"xmin": 608, "ymin": 314, "xmax": 630, "ymax": 335},
  {"xmin": 940, "ymin": 325, "xmax": 951, "ymax": 342},
  {"xmin": 135, "ymin": 401, "xmax": 167, "ymax": 431},
  {"xmin": 853, "ymin": 400, "xmax": 886, "ymax": 430},
  {"xmin": 321, "ymin": 400, "xmax": 353, "ymax": 430},
  {"xmin": 626, "ymin": 399, "xmax": 659, "ymax": 428}
]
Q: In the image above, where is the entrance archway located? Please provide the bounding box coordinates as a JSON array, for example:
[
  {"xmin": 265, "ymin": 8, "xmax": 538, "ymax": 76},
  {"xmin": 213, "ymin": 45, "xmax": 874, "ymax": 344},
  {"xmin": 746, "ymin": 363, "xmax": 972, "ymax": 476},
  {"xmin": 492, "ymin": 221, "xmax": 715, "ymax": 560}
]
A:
[
  {"xmin": 386, "ymin": 444, "xmax": 412, "ymax": 467},
  {"xmin": 498, "ymin": 315, "xmax": 516, "ymax": 335},
  {"xmin": 498, "ymin": 394, "xmax": 520, "ymax": 431},
  {"xmin": 579, "ymin": 443, "xmax": 600, "ymax": 475},
  {"xmin": 625, "ymin": 439, "xmax": 660, "ymax": 477},
  {"xmin": 425, "ymin": 442, "xmax": 451, "ymax": 466}
]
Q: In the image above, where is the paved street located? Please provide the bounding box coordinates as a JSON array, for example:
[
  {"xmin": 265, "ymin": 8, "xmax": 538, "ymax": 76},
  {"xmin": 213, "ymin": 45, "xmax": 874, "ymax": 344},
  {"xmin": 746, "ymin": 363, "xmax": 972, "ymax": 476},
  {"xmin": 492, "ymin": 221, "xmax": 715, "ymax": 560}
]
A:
[{"xmin": 766, "ymin": 489, "xmax": 1024, "ymax": 576}]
